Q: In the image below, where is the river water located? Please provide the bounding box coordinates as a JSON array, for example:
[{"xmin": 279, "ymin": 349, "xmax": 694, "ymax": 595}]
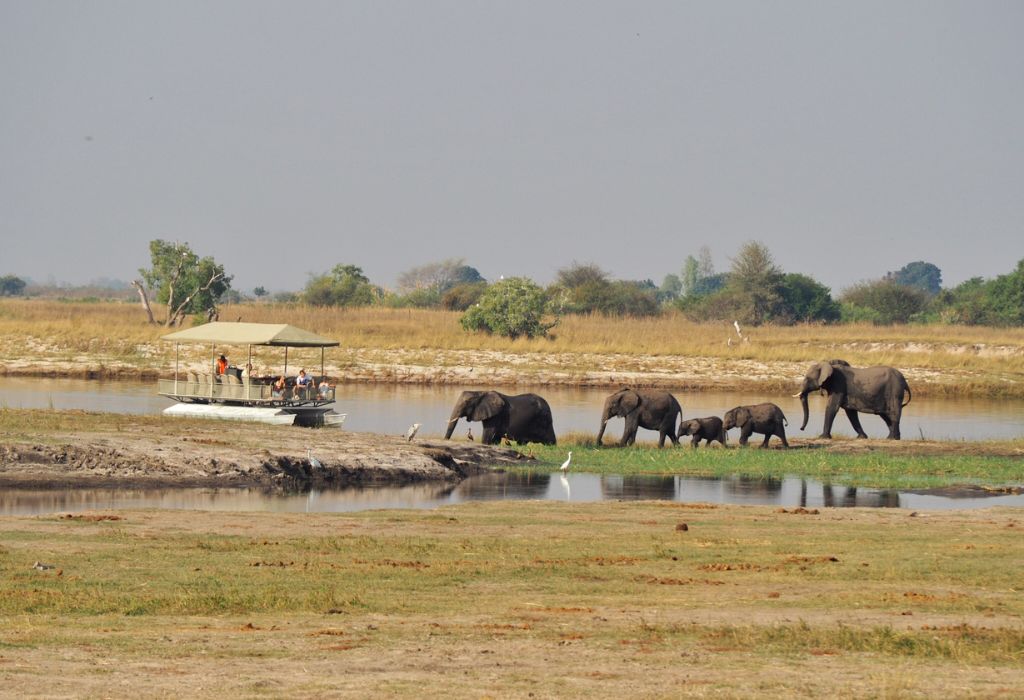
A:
[
  {"xmin": 2, "ymin": 378, "xmax": 1022, "ymax": 514},
  {"xmin": 2, "ymin": 377, "xmax": 1024, "ymax": 441}
]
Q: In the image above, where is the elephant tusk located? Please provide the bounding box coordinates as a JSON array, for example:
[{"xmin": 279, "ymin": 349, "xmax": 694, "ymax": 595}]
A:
[
  {"xmin": 792, "ymin": 392, "xmax": 803, "ymax": 398},
  {"xmin": 447, "ymin": 417, "xmax": 460, "ymax": 424}
]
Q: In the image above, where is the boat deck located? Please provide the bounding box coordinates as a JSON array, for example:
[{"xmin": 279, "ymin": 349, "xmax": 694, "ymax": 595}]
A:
[{"xmin": 157, "ymin": 377, "xmax": 335, "ymax": 408}]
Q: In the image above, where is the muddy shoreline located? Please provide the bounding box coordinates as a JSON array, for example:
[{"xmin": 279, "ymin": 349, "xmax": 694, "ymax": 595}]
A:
[{"xmin": 0, "ymin": 415, "xmax": 529, "ymax": 490}]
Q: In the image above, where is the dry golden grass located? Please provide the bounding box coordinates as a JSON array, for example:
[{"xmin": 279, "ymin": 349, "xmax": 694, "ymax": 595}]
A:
[
  {"xmin": 1, "ymin": 502, "xmax": 1022, "ymax": 697},
  {"xmin": 1, "ymin": 300, "xmax": 1023, "ymax": 393}
]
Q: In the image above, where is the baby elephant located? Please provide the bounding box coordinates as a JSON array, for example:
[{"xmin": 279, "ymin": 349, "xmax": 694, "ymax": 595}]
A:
[
  {"xmin": 677, "ymin": 416, "xmax": 727, "ymax": 448},
  {"xmin": 722, "ymin": 403, "xmax": 789, "ymax": 448}
]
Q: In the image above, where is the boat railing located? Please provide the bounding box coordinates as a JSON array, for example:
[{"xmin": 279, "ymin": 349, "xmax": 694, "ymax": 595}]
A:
[{"xmin": 157, "ymin": 377, "xmax": 335, "ymax": 406}]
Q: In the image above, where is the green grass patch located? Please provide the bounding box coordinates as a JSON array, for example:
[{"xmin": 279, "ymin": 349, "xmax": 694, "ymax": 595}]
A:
[{"xmin": 519, "ymin": 442, "xmax": 1024, "ymax": 489}]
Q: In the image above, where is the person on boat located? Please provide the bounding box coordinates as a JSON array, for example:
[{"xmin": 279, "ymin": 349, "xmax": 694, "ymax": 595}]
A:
[
  {"xmin": 317, "ymin": 377, "xmax": 333, "ymax": 400},
  {"xmin": 272, "ymin": 375, "xmax": 287, "ymax": 399},
  {"xmin": 215, "ymin": 354, "xmax": 228, "ymax": 376},
  {"xmin": 294, "ymin": 369, "xmax": 313, "ymax": 398}
]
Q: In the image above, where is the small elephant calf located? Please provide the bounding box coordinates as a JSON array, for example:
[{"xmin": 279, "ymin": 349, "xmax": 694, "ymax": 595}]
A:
[
  {"xmin": 722, "ymin": 403, "xmax": 789, "ymax": 449},
  {"xmin": 677, "ymin": 416, "xmax": 727, "ymax": 448}
]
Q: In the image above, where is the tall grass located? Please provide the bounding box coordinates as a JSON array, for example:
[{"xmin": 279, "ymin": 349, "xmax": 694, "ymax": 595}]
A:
[{"xmin": 2, "ymin": 299, "xmax": 1023, "ymax": 386}]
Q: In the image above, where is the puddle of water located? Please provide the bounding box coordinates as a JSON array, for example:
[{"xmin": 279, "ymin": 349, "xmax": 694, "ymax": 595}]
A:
[{"xmin": 2, "ymin": 474, "xmax": 1022, "ymax": 516}]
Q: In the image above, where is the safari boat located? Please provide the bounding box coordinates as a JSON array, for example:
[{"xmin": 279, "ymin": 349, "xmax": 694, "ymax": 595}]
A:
[{"xmin": 158, "ymin": 322, "xmax": 344, "ymax": 427}]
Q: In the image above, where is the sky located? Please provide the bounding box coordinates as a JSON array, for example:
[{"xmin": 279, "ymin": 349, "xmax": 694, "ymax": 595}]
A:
[{"xmin": 1, "ymin": 1, "xmax": 1022, "ymax": 294}]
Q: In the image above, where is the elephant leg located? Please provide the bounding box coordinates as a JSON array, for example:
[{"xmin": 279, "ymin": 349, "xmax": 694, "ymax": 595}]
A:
[
  {"xmin": 481, "ymin": 422, "xmax": 500, "ymax": 445},
  {"xmin": 622, "ymin": 416, "xmax": 639, "ymax": 446},
  {"xmin": 761, "ymin": 432, "xmax": 771, "ymax": 448},
  {"xmin": 881, "ymin": 412, "xmax": 901, "ymax": 440},
  {"xmin": 845, "ymin": 409, "xmax": 868, "ymax": 439},
  {"xmin": 691, "ymin": 436, "xmax": 700, "ymax": 448},
  {"xmin": 739, "ymin": 425, "xmax": 753, "ymax": 446},
  {"xmin": 777, "ymin": 425, "xmax": 789, "ymax": 449},
  {"xmin": 820, "ymin": 397, "xmax": 841, "ymax": 439}
]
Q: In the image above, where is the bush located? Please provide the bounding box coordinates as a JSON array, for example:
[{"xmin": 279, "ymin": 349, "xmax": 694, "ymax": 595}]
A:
[
  {"xmin": 839, "ymin": 280, "xmax": 930, "ymax": 324},
  {"xmin": 460, "ymin": 277, "xmax": 557, "ymax": 339}
]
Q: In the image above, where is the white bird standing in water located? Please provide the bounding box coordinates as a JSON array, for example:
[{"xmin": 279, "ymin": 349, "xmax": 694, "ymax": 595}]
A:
[
  {"xmin": 560, "ymin": 451, "xmax": 572, "ymax": 473},
  {"xmin": 405, "ymin": 423, "xmax": 421, "ymax": 441},
  {"xmin": 307, "ymin": 448, "xmax": 322, "ymax": 470}
]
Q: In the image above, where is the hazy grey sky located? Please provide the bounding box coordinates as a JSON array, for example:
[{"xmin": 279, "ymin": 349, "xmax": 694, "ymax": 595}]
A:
[{"xmin": 2, "ymin": 1, "xmax": 1021, "ymax": 294}]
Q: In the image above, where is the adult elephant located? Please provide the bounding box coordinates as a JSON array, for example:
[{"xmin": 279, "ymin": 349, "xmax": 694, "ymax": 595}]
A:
[
  {"xmin": 596, "ymin": 388, "xmax": 681, "ymax": 447},
  {"xmin": 444, "ymin": 390, "xmax": 557, "ymax": 445},
  {"xmin": 795, "ymin": 360, "xmax": 912, "ymax": 440}
]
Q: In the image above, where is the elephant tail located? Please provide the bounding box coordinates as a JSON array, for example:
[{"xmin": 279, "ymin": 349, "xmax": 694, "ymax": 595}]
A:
[{"xmin": 902, "ymin": 384, "xmax": 912, "ymax": 408}]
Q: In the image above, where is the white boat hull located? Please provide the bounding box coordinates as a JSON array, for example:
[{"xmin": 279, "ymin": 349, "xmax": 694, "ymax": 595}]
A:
[{"xmin": 164, "ymin": 403, "xmax": 302, "ymax": 425}]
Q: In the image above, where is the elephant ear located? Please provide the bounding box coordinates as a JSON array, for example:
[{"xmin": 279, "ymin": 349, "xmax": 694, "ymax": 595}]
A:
[
  {"xmin": 618, "ymin": 390, "xmax": 641, "ymax": 414},
  {"xmin": 470, "ymin": 392, "xmax": 505, "ymax": 421},
  {"xmin": 817, "ymin": 361, "xmax": 834, "ymax": 386},
  {"xmin": 736, "ymin": 408, "xmax": 750, "ymax": 427}
]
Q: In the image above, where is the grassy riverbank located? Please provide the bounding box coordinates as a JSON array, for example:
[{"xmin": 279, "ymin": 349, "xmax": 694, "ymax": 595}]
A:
[
  {"xmin": 524, "ymin": 441, "xmax": 1024, "ymax": 490},
  {"xmin": 2, "ymin": 503, "xmax": 1022, "ymax": 697},
  {"xmin": 2, "ymin": 299, "xmax": 1023, "ymax": 395}
]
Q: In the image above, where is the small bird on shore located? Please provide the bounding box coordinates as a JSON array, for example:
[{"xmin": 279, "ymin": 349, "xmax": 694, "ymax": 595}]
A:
[
  {"xmin": 307, "ymin": 448, "xmax": 322, "ymax": 470},
  {"xmin": 466, "ymin": 427, "xmax": 474, "ymax": 442},
  {"xmin": 405, "ymin": 423, "xmax": 421, "ymax": 441},
  {"xmin": 560, "ymin": 451, "xmax": 572, "ymax": 473}
]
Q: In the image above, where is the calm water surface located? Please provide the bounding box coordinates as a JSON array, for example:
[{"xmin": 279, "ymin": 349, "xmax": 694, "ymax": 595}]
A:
[
  {"xmin": 2, "ymin": 474, "xmax": 1023, "ymax": 516},
  {"xmin": 2, "ymin": 378, "xmax": 1022, "ymax": 515},
  {"xmin": 2, "ymin": 377, "xmax": 1024, "ymax": 441}
]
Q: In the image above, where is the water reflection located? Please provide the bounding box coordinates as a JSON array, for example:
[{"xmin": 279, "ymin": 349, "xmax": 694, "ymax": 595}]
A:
[{"xmin": 3, "ymin": 473, "xmax": 1022, "ymax": 516}]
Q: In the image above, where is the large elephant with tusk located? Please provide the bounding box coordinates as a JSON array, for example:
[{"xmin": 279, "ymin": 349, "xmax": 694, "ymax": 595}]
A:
[
  {"xmin": 795, "ymin": 360, "xmax": 911, "ymax": 440},
  {"xmin": 444, "ymin": 390, "xmax": 557, "ymax": 445}
]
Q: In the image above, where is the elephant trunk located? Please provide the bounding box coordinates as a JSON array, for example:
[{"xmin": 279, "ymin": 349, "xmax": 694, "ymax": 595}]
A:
[
  {"xmin": 798, "ymin": 391, "xmax": 810, "ymax": 431},
  {"xmin": 596, "ymin": 408, "xmax": 612, "ymax": 445},
  {"xmin": 444, "ymin": 411, "xmax": 461, "ymax": 440}
]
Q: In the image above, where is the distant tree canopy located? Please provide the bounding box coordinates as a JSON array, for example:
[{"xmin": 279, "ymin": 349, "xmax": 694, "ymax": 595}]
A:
[
  {"xmin": 397, "ymin": 258, "xmax": 484, "ymax": 295},
  {"xmin": 840, "ymin": 279, "xmax": 930, "ymax": 324},
  {"xmin": 777, "ymin": 273, "xmax": 841, "ymax": 323},
  {"xmin": 941, "ymin": 258, "xmax": 1024, "ymax": 326},
  {"xmin": 303, "ymin": 264, "xmax": 380, "ymax": 307},
  {"xmin": 676, "ymin": 242, "xmax": 839, "ymax": 325},
  {"xmin": 0, "ymin": 275, "xmax": 27, "ymax": 297},
  {"xmin": 549, "ymin": 262, "xmax": 660, "ymax": 317},
  {"xmin": 887, "ymin": 261, "xmax": 942, "ymax": 295},
  {"xmin": 134, "ymin": 240, "xmax": 232, "ymax": 326}
]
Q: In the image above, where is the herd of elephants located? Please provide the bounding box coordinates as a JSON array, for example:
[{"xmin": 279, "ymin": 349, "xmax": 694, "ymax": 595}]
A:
[{"xmin": 443, "ymin": 360, "xmax": 913, "ymax": 448}]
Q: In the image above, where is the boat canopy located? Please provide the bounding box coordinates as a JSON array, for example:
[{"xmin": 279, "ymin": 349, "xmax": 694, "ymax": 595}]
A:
[{"xmin": 161, "ymin": 322, "xmax": 339, "ymax": 348}]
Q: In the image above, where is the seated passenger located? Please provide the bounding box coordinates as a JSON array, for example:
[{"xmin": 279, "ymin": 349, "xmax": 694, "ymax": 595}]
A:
[
  {"xmin": 318, "ymin": 377, "xmax": 333, "ymax": 400},
  {"xmin": 295, "ymin": 369, "xmax": 313, "ymax": 398},
  {"xmin": 271, "ymin": 375, "xmax": 286, "ymax": 399},
  {"xmin": 215, "ymin": 354, "xmax": 228, "ymax": 376}
]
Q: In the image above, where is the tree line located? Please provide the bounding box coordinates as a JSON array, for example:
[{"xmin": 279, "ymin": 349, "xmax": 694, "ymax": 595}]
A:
[{"xmin": 4, "ymin": 240, "xmax": 1022, "ymax": 335}]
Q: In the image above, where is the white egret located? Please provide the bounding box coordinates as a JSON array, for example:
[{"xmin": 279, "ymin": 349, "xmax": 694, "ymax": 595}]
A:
[
  {"xmin": 560, "ymin": 451, "xmax": 572, "ymax": 473},
  {"xmin": 405, "ymin": 423, "xmax": 421, "ymax": 441},
  {"xmin": 307, "ymin": 448, "xmax": 323, "ymax": 470}
]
